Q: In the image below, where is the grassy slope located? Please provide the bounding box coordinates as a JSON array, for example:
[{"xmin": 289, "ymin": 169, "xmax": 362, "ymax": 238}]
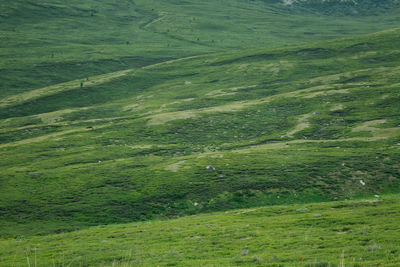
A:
[
  {"xmin": 2, "ymin": 0, "xmax": 400, "ymax": 98},
  {"xmin": 1, "ymin": 195, "xmax": 399, "ymax": 266},
  {"xmin": 1, "ymin": 28, "xmax": 400, "ymax": 237}
]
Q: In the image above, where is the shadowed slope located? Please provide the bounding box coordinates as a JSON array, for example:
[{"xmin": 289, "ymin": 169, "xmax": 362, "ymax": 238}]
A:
[{"xmin": 2, "ymin": 0, "xmax": 400, "ymax": 98}]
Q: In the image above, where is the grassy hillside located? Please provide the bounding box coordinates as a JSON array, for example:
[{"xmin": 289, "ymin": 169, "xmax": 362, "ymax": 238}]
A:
[
  {"xmin": 1, "ymin": 28, "xmax": 399, "ymax": 237},
  {"xmin": 1, "ymin": 195, "xmax": 399, "ymax": 266},
  {"xmin": 2, "ymin": 0, "xmax": 400, "ymax": 99},
  {"xmin": 282, "ymin": 0, "xmax": 400, "ymax": 16}
]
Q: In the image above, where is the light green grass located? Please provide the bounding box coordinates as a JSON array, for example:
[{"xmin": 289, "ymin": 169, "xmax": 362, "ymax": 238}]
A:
[{"xmin": 1, "ymin": 195, "xmax": 399, "ymax": 266}]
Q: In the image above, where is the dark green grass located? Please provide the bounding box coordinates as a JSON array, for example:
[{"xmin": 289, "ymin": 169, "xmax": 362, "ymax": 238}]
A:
[
  {"xmin": 2, "ymin": 0, "xmax": 400, "ymax": 98},
  {"xmin": 1, "ymin": 29, "xmax": 400, "ymax": 237},
  {"xmin": 1, "ymin": 2, "xmax": 400, "ymax": 266}
]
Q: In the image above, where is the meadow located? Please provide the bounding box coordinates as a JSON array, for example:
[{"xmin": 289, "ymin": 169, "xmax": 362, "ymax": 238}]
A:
[
  {"xmin": 1, "ymin": 195, "xmax": 399, "ymax": 266},
  {"xmin": 1, "ymin": 0, "xmax": 400, "ymax": 265},
  {"xmin": 1, "ymin": 28, "xmax": 399, "ymax": 238},
  {"xmin": 3, "ymin": 0, "xmax": 400, "ymax": 98}
]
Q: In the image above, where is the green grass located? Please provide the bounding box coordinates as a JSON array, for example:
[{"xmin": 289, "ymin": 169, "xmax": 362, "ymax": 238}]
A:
[
  {"xmin": 1, "ymin": 194, "xmax": 399, "ymax": 266},
  {"xmin": 1, "ymin": 28, "xmax": 400, "ymax": 238},
  {"xmin": 2, "ymin": 0, "xmax": 400, "ymax": 98},
  {"xmin": 1, "ymin": 1, "xmax": 400, "ymax": 265}
]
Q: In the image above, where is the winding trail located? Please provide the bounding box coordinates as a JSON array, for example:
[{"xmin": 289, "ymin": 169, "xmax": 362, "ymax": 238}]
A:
[{"xmin": 0, "ymin": 54, "xmax": 207, "ymax": 109}]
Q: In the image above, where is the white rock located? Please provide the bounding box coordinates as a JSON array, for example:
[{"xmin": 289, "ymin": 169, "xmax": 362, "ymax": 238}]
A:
[{"xmin": 296, "ymin": 208, "xmax": 309, "ymax": 212}]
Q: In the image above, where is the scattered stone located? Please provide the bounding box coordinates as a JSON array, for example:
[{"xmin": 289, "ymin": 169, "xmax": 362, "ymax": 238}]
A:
[
  {"xmin": 241, "ymin": 247, "xmax": 249, "ymax": 256},
  {"xmin": 367, "ymin": 244, "xmax": 381, "ymax": 252},
  {"xmin": 313, "ymin": 213, "xmax": 322, "ymax": 217},
  {"xmin": 28, "ymin": 172, "xmax": 42, "ymax": 177},
  {"xmin": 360, "ymin": 180, "xmax": 366, "ymax": 186},
  {"xmin": 296, "ymin": 208, "xmax": 309, "ymax": 212},
  {"xmin": 206, "ymin": 166, "xmax": 215, "ymax": 171},
  {"xmin": 194, "ymin": 202, "xmax": 199, "ymax": 206},
  {"xmin": 313, "ymin": 112, "xmax": 321, "ymax": 115},
  {"xmin": 374, "ymin": 195, "xmax": 380, "ymax": 198},
  {"xmin": 336, "ymin": 231, "xmax": 347, "ymax": 235},
  {"xmin": 98, "ymin": 160, "xmax": 102, "ymax": 163}
]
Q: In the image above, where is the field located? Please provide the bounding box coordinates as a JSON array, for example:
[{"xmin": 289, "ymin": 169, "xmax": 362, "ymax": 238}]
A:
[
  {"xmin": 1, "ymin": 0, "xmax": 400, "ymax": 266},
  {"xmin": 1, "ymin": 27, "xmax": 400, "ymax": 238},
  {"xmin": 3, "ymin": 0, "xmax": 400, "ymax": 99},
  {"xmin": 1, "ymin": 195, "xmax": 399, "ymax": 266}
]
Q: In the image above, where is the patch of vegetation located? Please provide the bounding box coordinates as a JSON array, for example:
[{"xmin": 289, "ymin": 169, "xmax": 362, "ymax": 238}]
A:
[
  {"xmin": 2, "ymin": 0, "xmax": 400, "ymax": 98},
  {"xmin": 1, "ymin": 28, "xmax": 400, "ymax": 238},
  {"xmin": 1, "ymin": 195, "xmax": 399, "ymax": 266}
]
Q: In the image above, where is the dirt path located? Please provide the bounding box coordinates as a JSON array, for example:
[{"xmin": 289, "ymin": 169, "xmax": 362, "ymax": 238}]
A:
[
  {"xmin": 0, "ymin": 70, "xmax": 132, "ymax": 108},
  {"xmin": 0, "ymin": 54, "xmax": 207, "ymax": 109},
  {"xmin": 0, "ymin": 124, "xmax": 111, "ymax": 149}
]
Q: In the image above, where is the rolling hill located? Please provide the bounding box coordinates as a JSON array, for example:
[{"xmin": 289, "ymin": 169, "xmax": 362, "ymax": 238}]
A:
[
  {"xmin": 1, "ymin": 0, "xmax": 400, "ymax": 266},
  {"xmin": 1, "ymin": 28, "xmax": 399, "ymax": 237},
  {"xmin": 2, "ymin": 0, "xmax": 400, "ymax": 99}
]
